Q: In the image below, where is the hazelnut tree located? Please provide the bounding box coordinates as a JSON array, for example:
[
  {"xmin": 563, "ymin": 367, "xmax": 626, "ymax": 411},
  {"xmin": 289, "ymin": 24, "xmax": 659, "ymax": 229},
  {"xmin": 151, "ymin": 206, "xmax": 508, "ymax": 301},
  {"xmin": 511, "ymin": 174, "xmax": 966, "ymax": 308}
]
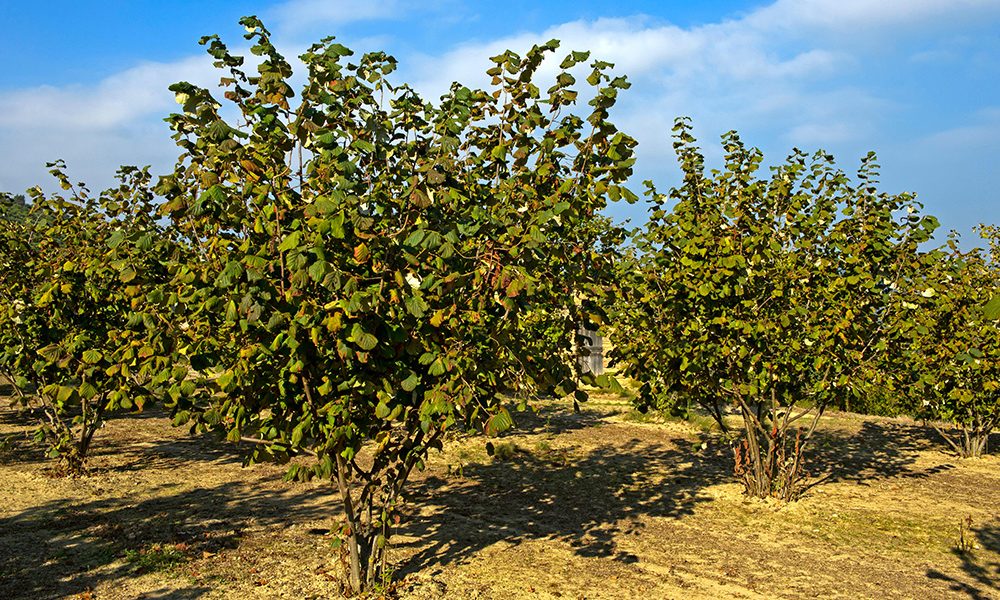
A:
[
  {"xmin": 156, "ymin": 18, "xmax": 635, "ymax": 593},
  {"xmin": 611, "ymin": 120, "xmax": 937, "ymax": 500},
  {"xmin": 0, "ymin": 167, "xmax": 178, "ymax": 474},
  {"xmin": 899, "ymin": 228, "xmax": 1000, "ymax": 457}
]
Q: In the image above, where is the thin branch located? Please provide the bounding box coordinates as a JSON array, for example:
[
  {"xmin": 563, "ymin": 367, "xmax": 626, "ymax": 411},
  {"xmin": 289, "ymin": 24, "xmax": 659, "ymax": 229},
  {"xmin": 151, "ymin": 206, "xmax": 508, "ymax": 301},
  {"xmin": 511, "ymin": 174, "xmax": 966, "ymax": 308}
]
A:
[
  {"xmin": 928, "ymin": 423, "xmax": 964, "ymax": 456},
  {"xmin": 238, "ymin": 436, "xmax": 317, "ymax": 456}
]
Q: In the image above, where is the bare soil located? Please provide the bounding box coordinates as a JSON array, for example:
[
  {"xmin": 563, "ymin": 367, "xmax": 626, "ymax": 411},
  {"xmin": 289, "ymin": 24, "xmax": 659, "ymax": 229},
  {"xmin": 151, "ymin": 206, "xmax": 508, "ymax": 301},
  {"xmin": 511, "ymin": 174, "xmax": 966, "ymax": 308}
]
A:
[{"xmin": 1, "ymin": 395, "xmax": 997, "ymax": 599}]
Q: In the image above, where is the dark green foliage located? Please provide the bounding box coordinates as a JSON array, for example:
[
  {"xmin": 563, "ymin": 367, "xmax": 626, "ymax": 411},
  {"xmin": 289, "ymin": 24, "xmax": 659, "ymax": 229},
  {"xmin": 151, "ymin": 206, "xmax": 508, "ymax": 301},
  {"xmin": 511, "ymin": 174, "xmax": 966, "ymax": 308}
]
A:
[
  {"xmin": 611, "ymin": 119, "xmax": 937, "ymax": 500},
  {"xmin": 0, "ymin": 194, "xmax": 30, "ymax": 224},
  {"xmin": 892, "ymin": 228, "xmax": 1000, "ymax": 457},
  {"xmin": 156, "ymin": 17, "xmax": 636, "ymax": 593},
  {"xmin": 0, "ymin": 165, "xmax": 180, "ymax": 474}
]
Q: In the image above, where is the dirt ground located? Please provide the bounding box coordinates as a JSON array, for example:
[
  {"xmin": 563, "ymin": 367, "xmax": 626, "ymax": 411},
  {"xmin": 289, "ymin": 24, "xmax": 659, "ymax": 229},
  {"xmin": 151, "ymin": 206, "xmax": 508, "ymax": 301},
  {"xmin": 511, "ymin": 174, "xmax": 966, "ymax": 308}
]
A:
[{"xmin": 1, "ymin": 394, "xmax": 998, "ymax": 599}]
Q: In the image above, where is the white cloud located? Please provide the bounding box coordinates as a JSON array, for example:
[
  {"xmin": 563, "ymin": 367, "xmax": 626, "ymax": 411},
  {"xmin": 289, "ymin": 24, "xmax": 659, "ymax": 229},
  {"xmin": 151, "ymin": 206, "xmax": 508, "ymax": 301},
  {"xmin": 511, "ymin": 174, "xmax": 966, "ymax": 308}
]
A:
[
  {"xmin": 408, "ymin": 16, "xmax": 845, "ymax": 93},
  {"xmin": 0, "ymin": 53, "xmax": 227, "ymax": 193},
  {"xmin": 0, "ymin": 123, "xmax": 178, "ymax": 194},
  {"xmin": 401, "ymin": 14, "xmax": 865, "ymax": 166},
  {"xmin": 747, "ymin": 0, "xmax": 1000, "ymax": 32},
  {"xmin": 269, "ymin": 0, "xmax": 459, "ymax": 32},
  {"xmin": 0, "ymin": 37, "xmax": 314, "ymax": 193},
  {"xmin": 1, "ymin": 0, "xmax": 999, "ymax": 233},
  {"xmin": 398, "ymin": 0, "xmax": 999, "ymax": 179},
  {"xmin": 885, "ymin": 107, "xmax": 1000, "ymax": 237},
  {"xmin": 0, "ymin": 55, "xmax": 217, "ymax": 131},
  {"xmin": 913, "ymin": 106, "xmax": 1000, "ymax": 148}
]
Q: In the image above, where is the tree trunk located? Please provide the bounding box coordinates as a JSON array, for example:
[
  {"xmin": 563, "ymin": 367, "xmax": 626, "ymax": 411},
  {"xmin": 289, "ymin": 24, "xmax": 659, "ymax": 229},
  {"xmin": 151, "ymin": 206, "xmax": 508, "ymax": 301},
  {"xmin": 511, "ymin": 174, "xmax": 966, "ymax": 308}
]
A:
[
  {"xmin": 335, "ymin": 453, "xmax": 365, "ymax": 595},
  {"xmin": 960, "ymin": 429, "xmax": 989, "ymax": 458},
  {"xmin": 733, "ymin": 394, "xmax": 816, "ymax": 501},
  {"xmin": 932, "ymin": 422, "xmax": 993, "ymax": 459}
]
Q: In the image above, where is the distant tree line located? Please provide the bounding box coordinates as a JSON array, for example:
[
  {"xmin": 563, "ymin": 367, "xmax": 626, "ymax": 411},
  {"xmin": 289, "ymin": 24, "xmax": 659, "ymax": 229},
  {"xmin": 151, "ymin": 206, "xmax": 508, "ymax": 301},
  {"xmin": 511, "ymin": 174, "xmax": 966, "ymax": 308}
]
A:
[{"xmin": 0, "ymin": 194, "xmax": 29, "ymax": 223}]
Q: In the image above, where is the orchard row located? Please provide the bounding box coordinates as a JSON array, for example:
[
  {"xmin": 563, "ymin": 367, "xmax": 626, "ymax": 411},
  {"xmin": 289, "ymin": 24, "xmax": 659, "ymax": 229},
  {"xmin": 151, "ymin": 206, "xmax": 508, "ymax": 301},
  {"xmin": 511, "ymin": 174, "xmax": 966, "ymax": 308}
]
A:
[{"xmin": 1, "ymin": 18, "xmax": 996, "ymax": 594}]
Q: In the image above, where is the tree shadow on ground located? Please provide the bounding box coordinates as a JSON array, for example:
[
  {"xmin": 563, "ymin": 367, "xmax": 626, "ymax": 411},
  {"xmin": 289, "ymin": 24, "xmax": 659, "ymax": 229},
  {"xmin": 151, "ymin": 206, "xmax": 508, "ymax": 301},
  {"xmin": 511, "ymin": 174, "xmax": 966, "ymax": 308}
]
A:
[
  {"xmin": 0, "ymin": 406, "xmax": 246, "ymax": 472},
  {"xmin": 926, "ymin": 520, "xmax": 1000, "ymax": 600},
  {"xmin": 88, "ymin": 427, "xmax": 246, "ymax": 475},
  {"xmin": 397, "ymin": 431, "xmax": 730, "ymax": 576},
  {"xmin": 396, "ymin": 411, "xmax": 980, "ymax": 579},
  {"xmin": 0, "ymin": 404, "xmax": 47, "ymax": 427},
  {"xmin": 512, "ymin": 400, "xmax": 615, "ymax": 435},
  {"xmin": 0, "ymin": 478, "xmax": 336, "ymax": 600},
  {"xmin": 801, "ymin": 420, "xmax": 948, "ymax": 492},
  {"xmin": 0, "ymin": 406, "xmax": 58, "ymax": 467}
]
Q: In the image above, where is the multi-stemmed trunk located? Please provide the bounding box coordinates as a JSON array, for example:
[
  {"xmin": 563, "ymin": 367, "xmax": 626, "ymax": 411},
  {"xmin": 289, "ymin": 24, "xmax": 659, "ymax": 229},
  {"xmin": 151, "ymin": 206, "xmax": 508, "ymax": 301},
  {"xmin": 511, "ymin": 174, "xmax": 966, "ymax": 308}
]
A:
[
  {"xmin": 931, "ymin": 415, "xmax": 997, "ymax": 459},
  {"xmin": 10, "ymin": 371, "xmax": 108, "ymax": 476},
  {"xmin": 731, "ymin": 391, "xmax": 824, "ymax": 502},
  {"xmin": 46, "ymin": 394, "xmax": 107, "ymax": 476},
  {"xmin": 335, "ymin": 453, "xmax": 391, "ymax": 595},
  {"xmin": 331, "ymin": 424, "xmax": 444, "ymax": 596}
]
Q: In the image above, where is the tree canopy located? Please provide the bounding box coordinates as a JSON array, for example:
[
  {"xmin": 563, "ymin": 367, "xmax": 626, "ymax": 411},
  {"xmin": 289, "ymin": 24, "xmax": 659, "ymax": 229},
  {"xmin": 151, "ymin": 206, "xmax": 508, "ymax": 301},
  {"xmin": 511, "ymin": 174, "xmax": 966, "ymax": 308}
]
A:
[
  {"xmin": 154, "ymin": 16, "xmax": 637, "ymax": 593},
  {"xmin": 611, "ymin": 119, "xmax": 939, "ymax": 499}
]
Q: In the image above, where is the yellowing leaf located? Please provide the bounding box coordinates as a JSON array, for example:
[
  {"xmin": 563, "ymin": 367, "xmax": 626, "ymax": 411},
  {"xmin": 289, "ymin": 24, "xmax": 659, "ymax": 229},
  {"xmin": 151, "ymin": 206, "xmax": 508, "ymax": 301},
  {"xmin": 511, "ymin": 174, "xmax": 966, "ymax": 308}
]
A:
[{"xmin": 353, "ymin": 243, "xmax": 370, "ymax": 263}]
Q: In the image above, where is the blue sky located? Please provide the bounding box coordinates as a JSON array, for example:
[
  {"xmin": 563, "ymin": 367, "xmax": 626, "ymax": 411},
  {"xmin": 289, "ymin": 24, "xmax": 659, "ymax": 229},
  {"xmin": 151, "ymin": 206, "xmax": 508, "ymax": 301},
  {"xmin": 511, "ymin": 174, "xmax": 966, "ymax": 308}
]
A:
[{"xmin": 2, "ymin": 0, "xmax": 999, "ymax": 242}]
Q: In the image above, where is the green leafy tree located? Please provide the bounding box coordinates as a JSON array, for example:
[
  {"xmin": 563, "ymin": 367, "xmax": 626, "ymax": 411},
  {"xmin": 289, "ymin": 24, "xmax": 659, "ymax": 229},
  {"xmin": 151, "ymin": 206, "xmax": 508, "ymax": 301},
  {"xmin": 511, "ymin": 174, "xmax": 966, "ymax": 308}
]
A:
[
  {"xmin": 611, "ymin": 120, "xmax": 937, "ymax": 500},
  {"xmin": 0, "ymin": 164, "xmax": 178, "ymax": 474},
  {"xmin": 898, "ymin": 228, "xmax": 1000, "ymax": 457},
  {"xmin": 156, "ymin": 18, "xmax": 635, "ymax": 593},
  {"xmin": 0, "ymin": 193, "xmax": 30, "ymax": 224}
]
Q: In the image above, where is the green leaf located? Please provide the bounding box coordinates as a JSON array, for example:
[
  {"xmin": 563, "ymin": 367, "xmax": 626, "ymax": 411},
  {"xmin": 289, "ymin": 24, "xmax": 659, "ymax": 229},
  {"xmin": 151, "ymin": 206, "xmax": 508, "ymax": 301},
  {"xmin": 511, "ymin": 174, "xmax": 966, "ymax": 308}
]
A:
[
  {"xmin": 291, "ymin": 422, "xmax": 306, "ymax": 446},
  {"xmin": 404, "ymin": 230, "xmax": 426, "ymax": 247},
  {"xmin": 308, "ymin": 260, "xmax": 329, "ymax": 282},
  {"xmin": 595, "ymin": 374, "xmax": 626, "ymax": 395},
  {"xmin": 278, "ymin": 231, "xmax": 302, "ymax": 252},
  {"xmin": 329, "ymin": 212, "xmax": 346, "ymax": 238},
  {"xmin": 38, "ymin": 344, "xmax": 62, "ymax": 362},
  {"xmin": 108, "ymin": 230, "xmax": 126, "ymax": 249},
  {"xmin": 506, "ymin": 277, "xmax": 524, "ymax": 298},
  {"xmin": 217, "ymin": 371, "xmax": 235, "ymax": 391},
  {"xmin": 82, "ymin": 349, "xmax": 103, "ymax": 364},
  {"xmin": 56, "ymin": 385, "xmax": 75, "ymax": 404},
  {"xmin": 428, "ymin": 357, "xmax": 447, "ymax": 376},
  {"xmin": 78, "ymin": 381, "xmax": 99, "ymax": 400},
  {"xmin": 984, "ymin": 296, "xmax": 1000, "ymax": 320},
  {"xmin": 351, "ymin": 323, "xmax": 378, "ymax": 351},
  {"xmin": 485, "ymin": 408, "xmax": 513, "ymax": 436},
  {"xmin": 404, "ymin": 295, "xmax": 428, "ymax": 318},
  {"xmin": 401, "ymin": 372, "xmax": 420, "ymax": 392},
  {"xmin": 353, "ymin": 243, "xmax": 370, "ymax": 263}
]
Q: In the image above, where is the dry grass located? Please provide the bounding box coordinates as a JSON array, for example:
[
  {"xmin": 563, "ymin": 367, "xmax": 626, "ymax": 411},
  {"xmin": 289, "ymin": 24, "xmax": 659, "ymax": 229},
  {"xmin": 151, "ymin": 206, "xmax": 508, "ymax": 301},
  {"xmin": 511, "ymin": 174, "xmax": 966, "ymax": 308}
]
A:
[{"xmin": 0, "ymin": 397, "xmax": 997, "ymax": 599}]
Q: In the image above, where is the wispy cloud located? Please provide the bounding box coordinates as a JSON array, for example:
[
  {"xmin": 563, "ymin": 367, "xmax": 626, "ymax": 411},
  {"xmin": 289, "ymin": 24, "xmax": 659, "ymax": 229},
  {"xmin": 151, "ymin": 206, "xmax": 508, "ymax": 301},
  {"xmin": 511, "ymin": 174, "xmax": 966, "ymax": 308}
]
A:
[
  {"xmin": 0, "ymin": 0, "xmax": 998, "ymax": 235},
  {"xmin": 0, "ymin": 55, "xmax": 216, "ymax": 131},
  {"xmin": 402, "ymin": 12, "xmax": 865, "ymax": 163},
  {"xmin": 747, "ymin": 0, "xmax": 1000, "ymax": 32},
  {"xmin": 0, "ymin": 52, "xmax": 226, "ymax": 192},
  {"xmin": 914, "ymin": 106, "xmax": 1000, "ymax": 148}
]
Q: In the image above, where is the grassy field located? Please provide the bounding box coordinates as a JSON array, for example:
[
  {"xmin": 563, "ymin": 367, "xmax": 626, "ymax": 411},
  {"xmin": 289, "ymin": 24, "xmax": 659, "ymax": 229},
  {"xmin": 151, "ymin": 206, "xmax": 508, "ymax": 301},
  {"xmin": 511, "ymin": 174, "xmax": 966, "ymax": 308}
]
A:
[{"xmin": 0, "ymin": 393, "xmax": 997, "ymax": 599}]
